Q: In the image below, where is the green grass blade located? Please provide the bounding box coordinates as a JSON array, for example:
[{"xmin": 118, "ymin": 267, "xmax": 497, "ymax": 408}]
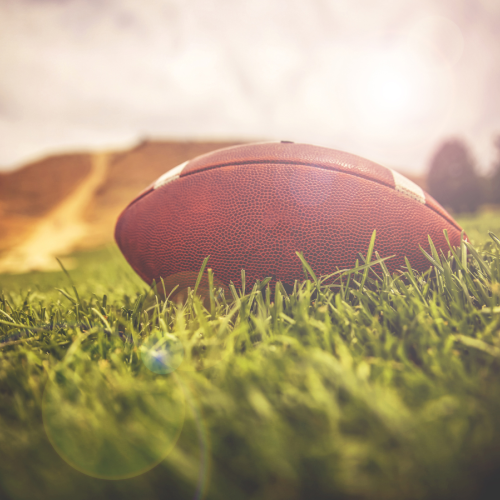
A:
[
  {"xmin": 194, "ymin": 256, "xmax": 210, "ymax": 296},
  {"xmin": 359, "ymin": 230, "xmax": 376, "ymax": 292}
]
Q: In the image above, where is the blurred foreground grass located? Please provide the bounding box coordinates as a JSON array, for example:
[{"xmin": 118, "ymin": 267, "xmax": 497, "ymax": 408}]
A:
[{"xmin": 1, "ymin": 208, "xmax": 500, "ymax": 500}]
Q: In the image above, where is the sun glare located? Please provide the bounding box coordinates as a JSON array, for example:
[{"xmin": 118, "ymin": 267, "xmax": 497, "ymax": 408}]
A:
[
  {"xmin": 350, "ymin": 40, "xmax": 453, "ymax": 143},
  {"xmin": 370, "ymin": 67, "xmax": 414, "ymax": 111}
]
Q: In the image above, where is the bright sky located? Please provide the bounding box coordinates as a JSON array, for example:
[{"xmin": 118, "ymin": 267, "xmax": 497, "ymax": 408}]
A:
[{"xmin": 0, "ymin": 0, "xmax": 499, "ymax": 173}]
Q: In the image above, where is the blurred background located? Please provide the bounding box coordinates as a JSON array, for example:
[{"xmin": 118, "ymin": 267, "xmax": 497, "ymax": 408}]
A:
[{"xmin": 0, "ymin": 0, "xmax": 499, "ymax": 273}]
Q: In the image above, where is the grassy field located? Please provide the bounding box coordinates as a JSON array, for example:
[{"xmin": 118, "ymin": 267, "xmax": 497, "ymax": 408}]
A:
[{"xmin": 1, "ymin": 209, "xmax": 500, "ymax": 500}]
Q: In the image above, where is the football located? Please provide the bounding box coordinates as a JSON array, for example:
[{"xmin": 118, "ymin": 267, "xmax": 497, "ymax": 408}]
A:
[{"xmin": 115, "ymin": 141, "xmax": 464, "ymax": 297}]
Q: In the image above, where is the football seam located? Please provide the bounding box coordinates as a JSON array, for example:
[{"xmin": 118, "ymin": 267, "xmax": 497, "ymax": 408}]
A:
[
  {"xmin": 121, "ymin": 159, "xmax": 461, "ymax": 234},
  {"xmin": 176, "ymin": 159, "xmax": 462, "ymax": 232}
]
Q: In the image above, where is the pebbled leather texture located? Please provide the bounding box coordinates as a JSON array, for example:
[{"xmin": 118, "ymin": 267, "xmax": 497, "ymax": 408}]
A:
[{"xmin": 115, "ymin": 142, "xmax": 464, "ymax": 295}]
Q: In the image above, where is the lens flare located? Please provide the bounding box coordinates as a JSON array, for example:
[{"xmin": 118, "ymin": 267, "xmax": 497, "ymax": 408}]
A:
[
  {"xmin": 370, "ymin": 67, "xmax": 413, "ymax": 110},
  {"xmin": 349, "ymin": 39, "xmax": 453, "ymax": 146},
  {"xmin": 140, "ymin": 333, "xmax": 185, "ymax": 375},
  {"xmin": 43, "ymin": 348, "xmax": 185, "ymax": 480},
  {"xmin": 410, "ymin": 15, "xmax": 464, "ymax": 69}
]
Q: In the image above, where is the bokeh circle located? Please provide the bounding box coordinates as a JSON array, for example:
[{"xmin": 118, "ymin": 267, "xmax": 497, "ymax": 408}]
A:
[{"xmin": 42, "ymin": 350, "xmax": 185, "ymax": 480}]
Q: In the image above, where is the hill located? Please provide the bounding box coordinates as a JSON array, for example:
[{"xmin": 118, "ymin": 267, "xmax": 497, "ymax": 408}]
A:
[{"xmin": 0, "ymin": 140, "xmax": 242, "ymax": 273}]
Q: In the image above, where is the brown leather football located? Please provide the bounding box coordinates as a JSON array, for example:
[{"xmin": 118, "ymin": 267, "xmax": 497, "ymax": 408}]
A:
[{"xmin": 115, "ymin": 141, "xmax": 463, "ymax": 296}]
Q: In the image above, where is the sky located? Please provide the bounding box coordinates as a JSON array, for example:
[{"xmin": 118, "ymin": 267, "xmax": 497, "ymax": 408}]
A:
[{"xmin": 0, "ymin": 0, "xmax": 499, "ymax": 173}]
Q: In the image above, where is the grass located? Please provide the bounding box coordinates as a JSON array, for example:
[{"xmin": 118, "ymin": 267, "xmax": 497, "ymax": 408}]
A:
[
  {"xmin": 456, "ymin": 206, "xmax": 500, "ymax": 246},
  {"xmin": 1, "ymin": 209, "xmax": 500, "ymax": 500}
]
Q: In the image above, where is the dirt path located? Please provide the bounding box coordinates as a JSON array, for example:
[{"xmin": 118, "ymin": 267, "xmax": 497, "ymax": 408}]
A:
[{"xmin": 0, "ymin": 152, "xmax": 110, "ymax": 274}]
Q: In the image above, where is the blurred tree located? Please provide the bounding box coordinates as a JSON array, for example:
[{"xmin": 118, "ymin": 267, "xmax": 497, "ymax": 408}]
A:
[
  {"xmin": 488, "ymin": 136, "xmax": 500, "ymax": 204},
  {"xmin": 427, "ymin": 139, "xmax": 483, "ymax": 213}
]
